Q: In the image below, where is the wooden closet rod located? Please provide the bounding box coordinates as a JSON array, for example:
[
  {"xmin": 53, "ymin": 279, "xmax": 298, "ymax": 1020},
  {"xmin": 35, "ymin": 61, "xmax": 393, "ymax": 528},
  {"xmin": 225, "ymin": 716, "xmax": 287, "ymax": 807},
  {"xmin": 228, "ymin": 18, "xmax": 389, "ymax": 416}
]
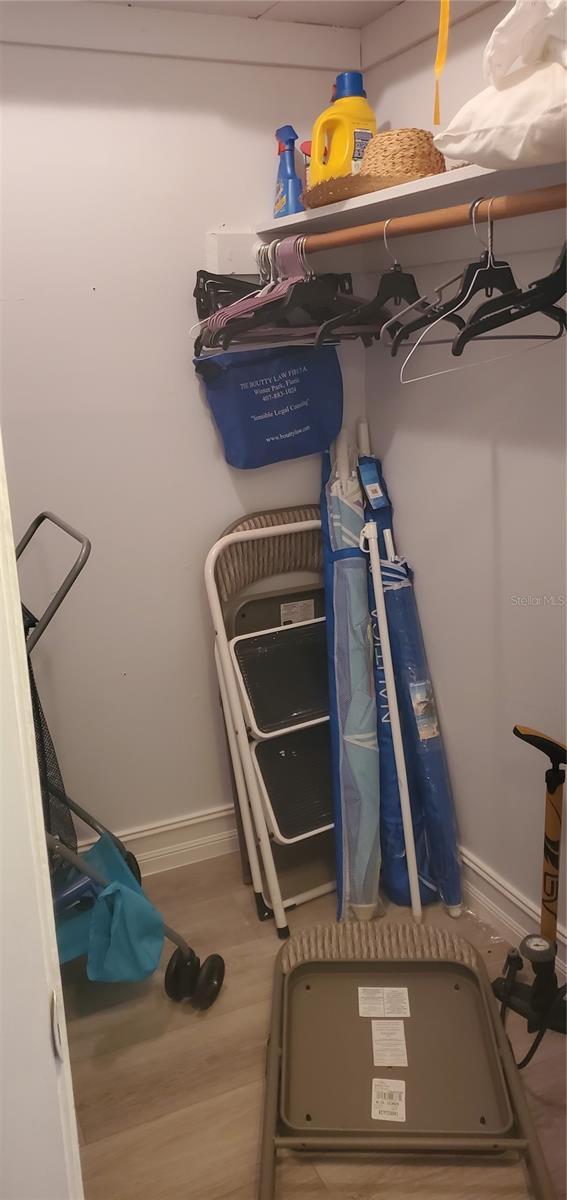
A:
[{"xmin": 304, "ymin": 183, "xmax": 566, "ymax": 254}]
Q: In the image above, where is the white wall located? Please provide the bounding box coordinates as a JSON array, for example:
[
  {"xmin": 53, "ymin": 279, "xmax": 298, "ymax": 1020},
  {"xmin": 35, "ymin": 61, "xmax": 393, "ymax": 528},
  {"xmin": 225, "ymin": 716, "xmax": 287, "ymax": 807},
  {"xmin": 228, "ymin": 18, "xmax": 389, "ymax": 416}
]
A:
[
  {"xmin": 366, "ymin": 3, "xmax": 508, "ymax": 141},
  {"xmin": 0, "ymin": 429, "xmax": 83, "ymax": 1200},
  {"xmin": 0, "ymin": 36, "xmax": 364, "ymax": 833},
  {"xmin": 2, "ymin": 2, "xmax": 564, "ymax": 922},
  {"xmin": 364, "ymin": 10, "xmax": 566, "ymax": 915}
]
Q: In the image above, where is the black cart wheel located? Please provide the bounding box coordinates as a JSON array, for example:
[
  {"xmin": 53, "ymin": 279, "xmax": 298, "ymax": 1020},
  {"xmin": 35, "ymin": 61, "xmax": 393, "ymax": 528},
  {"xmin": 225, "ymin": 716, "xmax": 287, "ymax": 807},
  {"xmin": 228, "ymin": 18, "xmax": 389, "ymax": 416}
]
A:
[
  {"xmin": 192, "ymin": 954, "xmax": 225, "ymax": 1010},
  {"xmin": 164, "ymin": 947, "xmax": 200, "ymax": 1002},
  {"xmin": 124, "ymin": 850, "xmax": 142, "ymax": 885}
]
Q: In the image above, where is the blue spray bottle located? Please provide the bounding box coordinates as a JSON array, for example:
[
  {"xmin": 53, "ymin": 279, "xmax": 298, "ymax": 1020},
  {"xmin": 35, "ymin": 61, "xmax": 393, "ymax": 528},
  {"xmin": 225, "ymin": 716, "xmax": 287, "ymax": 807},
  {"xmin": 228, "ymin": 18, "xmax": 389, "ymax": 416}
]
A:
[{"xmin": 274, "ymin": 125, "xmax": 304, "ymax": 219}]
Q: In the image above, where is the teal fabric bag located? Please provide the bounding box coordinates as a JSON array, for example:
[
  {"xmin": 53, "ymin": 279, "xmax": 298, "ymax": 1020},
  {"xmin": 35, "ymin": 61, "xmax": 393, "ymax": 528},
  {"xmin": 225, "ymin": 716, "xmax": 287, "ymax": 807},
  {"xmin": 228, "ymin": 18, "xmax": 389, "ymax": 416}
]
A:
[
  {"xmin": 55, "ymin": 832, "xmax": 164, "ymax": 982},
  {"xmin": 87, "ymin": 881, "xmax": 164, "ymax": 982}
]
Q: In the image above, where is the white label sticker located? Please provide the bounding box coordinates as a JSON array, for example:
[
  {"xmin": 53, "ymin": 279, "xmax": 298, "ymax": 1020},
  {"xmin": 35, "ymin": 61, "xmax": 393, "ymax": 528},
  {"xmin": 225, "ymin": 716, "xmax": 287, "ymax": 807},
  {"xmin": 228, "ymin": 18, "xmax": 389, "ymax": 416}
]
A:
[
  {"xmin": 371, "ymin": 1019, "xmax": 408, "ymax": 1067},
  {"xmin": 358, "ymin": 986, "xmax": 410, "ymax": 1018},
  {"xmin": 410, "ymin": 680, "xmax": 439, "ymax": 741},
  {"xmin": 372, "ymin": 1078, "xmax": 406, "ymax": 1122},
  {"xmin": 384, "ymin": 988, "xmax": 410, "ymax": 1018},
  {"xmin": 280, "ymin": 599, "xmax": 315, "ymax": 625},
  {"xmin": 358, "ymin": 987, "xmax": 385, "ymax": 1017},
  {"xmin": 352, "ymin": 129, "xmax": 373, "ymax": 172}
]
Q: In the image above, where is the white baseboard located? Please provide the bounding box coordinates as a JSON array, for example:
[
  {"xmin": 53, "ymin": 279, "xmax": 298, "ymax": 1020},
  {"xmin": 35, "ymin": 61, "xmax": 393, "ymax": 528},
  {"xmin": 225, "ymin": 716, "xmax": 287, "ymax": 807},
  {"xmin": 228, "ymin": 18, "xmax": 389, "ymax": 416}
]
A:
[
  {"xmin": 80, "ymin": 811, "xmax": 566, "ymax": 974},
  {"xmin": 79, "ymin": 805, "xmax": 238, "ymax": 877},
  {"xmin": 461, "ymin": 847, "xmax": 566, "ymax": 977}
]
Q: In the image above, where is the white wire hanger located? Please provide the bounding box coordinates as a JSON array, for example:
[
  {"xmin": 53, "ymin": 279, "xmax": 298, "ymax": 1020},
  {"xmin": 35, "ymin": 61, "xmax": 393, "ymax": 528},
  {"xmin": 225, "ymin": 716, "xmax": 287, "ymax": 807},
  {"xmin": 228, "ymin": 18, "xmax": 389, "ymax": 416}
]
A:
[{"xmin": 399, "ymin": 199, "xmax": 564, "ymax": 384}]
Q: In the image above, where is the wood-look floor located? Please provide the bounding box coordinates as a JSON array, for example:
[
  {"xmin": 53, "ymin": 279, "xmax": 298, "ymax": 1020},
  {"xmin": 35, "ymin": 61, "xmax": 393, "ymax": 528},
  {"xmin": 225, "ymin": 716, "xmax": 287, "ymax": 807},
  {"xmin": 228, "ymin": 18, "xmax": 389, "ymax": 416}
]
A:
[{"xmin": 62, "ymin": 853, "xmax": 566, "ymax": 1200}]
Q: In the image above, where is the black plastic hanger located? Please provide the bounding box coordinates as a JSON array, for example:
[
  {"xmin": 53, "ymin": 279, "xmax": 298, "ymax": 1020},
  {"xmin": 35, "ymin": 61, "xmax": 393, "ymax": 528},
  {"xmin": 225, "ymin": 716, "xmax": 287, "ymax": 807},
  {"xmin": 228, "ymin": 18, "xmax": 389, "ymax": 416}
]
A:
[
  {"xmin": 316, "ymin": 220, "xmax": 415, "ymax": 346},
  {"xmin": 194, "ymin": 271, "xmax": 256, "ymax": 319},
  {"xmin": 452, "ymin": 243, "xmax": 567, "ymax": 354},
  {"xmin": 316, "ymin": 220, "xmax": 466, "ymax": 348},
  {"xmin": 315, "ymin": 265, "xmax": 412, "ymax": 347},
  {"xmin": 211, "ymin": 274, "xmax": 357, "ymax": 351},
  {"xmin": 391, "ymin": 198, "xmax": 520, "ymax": 357},
  {"xmin": 391, "ymin": 251, "xmax": 519, "ymax": 354},
  {"xmin": 452, "ymin": 302, "xmax": 566, "ymax": 354}
]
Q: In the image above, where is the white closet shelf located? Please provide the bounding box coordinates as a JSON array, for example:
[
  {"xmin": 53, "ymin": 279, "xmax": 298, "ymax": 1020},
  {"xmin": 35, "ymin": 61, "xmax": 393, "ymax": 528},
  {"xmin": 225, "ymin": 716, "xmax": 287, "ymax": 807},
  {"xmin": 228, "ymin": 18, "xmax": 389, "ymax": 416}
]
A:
[{"xmin": 256, "ymin": 161, "xmax": 566, "ymax": 241}]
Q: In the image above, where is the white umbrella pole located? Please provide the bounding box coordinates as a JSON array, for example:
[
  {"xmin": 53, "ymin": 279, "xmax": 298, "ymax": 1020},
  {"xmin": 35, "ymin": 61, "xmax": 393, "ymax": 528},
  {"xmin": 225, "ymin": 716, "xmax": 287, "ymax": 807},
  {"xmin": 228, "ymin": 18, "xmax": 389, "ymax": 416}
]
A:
[
  {"xmin": 334, "ymin": 429, "xmax": 350, "ymax": 488},
  {"xmin": 363, "ymin": 520, "xmax": 422, "ymax": 923},
  {"xmin": 384, "ymin": 528, "xmax": 396, "ymax": 562},
  {"xmin": 357, "ymin": 419, "xmax": 371, "ymax": 458}
]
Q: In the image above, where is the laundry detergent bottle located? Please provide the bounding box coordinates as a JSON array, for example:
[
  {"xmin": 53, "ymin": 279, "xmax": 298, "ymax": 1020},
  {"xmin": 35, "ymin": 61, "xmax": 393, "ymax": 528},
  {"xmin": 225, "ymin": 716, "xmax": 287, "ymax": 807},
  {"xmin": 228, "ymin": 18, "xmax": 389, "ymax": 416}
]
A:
[{"xmin": 310, "ymin": 71, "xmax": 376, "ymax": 187}]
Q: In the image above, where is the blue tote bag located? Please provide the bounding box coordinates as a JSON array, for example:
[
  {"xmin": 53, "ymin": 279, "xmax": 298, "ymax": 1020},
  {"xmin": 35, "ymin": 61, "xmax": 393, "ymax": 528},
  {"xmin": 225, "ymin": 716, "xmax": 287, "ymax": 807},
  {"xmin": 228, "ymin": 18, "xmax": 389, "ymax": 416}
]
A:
[{"xmin": 195, "ymin": 345, "xmax": 343, "ymax": 469}]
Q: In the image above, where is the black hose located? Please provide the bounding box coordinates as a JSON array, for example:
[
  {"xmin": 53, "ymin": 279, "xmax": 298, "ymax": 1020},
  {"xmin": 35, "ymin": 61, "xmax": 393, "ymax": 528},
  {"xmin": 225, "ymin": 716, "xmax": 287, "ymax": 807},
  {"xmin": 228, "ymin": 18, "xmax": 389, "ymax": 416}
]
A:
[
  {"xmin": 499, "ymin": 957, "xmax": 521, "ymax": 1026},
  {"xmin": 515, "ymin": 984, "xmax": 566, "ymax": 1070},
  {"xmin": 517, "ymin": 1026, "xmax": 548, "ymax": 1070}
]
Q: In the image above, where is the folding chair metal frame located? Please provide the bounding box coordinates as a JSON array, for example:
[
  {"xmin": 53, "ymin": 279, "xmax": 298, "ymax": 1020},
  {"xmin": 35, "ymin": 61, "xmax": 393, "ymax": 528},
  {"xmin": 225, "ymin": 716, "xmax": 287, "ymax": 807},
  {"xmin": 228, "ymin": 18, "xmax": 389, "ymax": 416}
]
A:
[
  {"xmin": 204, "ymin": 509, "xmax": 335, "ymax": 938},
  {"xmin": 259, "ymin": 921, "xmax": 555, "ymax": 1199}
]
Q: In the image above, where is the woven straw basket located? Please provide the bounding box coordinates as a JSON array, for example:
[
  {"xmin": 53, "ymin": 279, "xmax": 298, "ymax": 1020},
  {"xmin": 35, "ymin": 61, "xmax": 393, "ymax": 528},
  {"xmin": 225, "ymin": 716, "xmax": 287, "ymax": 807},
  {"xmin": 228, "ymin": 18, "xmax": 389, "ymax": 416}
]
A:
[{"xmin": 303, "ymin": 127, "xmax": 445, "ymax": 210}]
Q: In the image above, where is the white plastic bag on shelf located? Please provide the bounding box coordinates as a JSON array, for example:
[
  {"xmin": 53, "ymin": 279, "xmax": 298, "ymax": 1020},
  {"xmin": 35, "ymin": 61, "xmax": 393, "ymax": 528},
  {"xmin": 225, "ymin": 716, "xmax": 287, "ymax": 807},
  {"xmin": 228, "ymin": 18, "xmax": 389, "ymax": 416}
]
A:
[{"xmin": 434, "ymin": 0, "xmax": 567, "ymax": 169}]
